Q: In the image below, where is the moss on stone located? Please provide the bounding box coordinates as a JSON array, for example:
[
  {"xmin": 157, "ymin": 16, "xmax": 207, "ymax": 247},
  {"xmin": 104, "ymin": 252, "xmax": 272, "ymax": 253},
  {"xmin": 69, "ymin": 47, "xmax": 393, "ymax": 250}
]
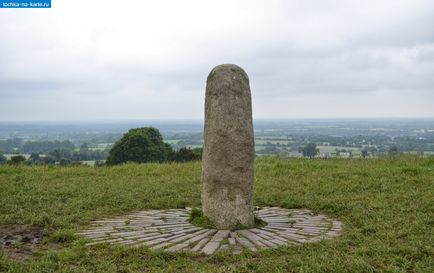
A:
[
  {"xmin": 189, "ymin": 207, "xmax": 267, "ymax": 230},
  {"xmin": 189, "ymin": 207, "xmax": 216, "ymax": 229}
]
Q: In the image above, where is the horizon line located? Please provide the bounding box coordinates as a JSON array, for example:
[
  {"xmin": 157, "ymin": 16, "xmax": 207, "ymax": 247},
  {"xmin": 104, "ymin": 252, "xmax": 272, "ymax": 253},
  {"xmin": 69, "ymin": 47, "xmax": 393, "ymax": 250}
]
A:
[{"xmin": 1, "ymin": 116, "xmax": 434, "ymax": 124}]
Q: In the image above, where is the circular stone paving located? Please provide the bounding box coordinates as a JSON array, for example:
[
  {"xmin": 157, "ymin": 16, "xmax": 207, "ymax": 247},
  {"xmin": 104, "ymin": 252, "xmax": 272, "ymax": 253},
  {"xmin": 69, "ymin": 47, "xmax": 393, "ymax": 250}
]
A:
[{"xmin": 79, "ymin": 207, "xmax": 342, "ymax": 255}]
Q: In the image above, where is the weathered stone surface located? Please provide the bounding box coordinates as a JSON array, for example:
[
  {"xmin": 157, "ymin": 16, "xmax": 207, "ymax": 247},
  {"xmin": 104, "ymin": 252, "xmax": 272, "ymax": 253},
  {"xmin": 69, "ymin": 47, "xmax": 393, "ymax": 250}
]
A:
[{"xmin": 201, "ymin": 64, "xmax": 255, "ymax": 230}]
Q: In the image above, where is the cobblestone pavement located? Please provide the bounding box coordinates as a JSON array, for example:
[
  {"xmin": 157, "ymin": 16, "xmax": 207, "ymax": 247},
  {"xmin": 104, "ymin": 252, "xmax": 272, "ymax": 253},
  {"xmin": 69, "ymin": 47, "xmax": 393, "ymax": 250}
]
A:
[{"xmin": 79, "ymin": 207, "xmax": 342, "ymax": 255}]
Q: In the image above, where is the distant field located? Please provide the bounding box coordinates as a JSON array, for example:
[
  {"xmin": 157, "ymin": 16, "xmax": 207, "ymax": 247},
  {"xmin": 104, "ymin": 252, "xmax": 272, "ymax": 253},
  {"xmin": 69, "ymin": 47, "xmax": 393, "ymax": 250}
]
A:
[
  {"xmin": 255, "ymin": 135, "xmax": 291, "ymax": 140},
  {"xmin": 81, "ymin": 160, "xmax": 96, "ymax": 166},
  {"xmin": 164, "ymin": 140, "xmax": 202, "ymax": 149},
  {"xmin": 166, "ymin": 138, "xmax": 293, "ymax": 146},
  {"xmin": 185, "ymin": 145, "xmax": 202, "ymax": 149},
  {"xmin": 0, "ymin": 156, "xmax": 433, "ymax": 272},
  {"xmin": 164, "ymin": 139, "xmax": 180, "ymax": 144},
  {"xmin": 88, "ymin": 147, "xmax": 106, "ymax": 151},
  {"xmin": 255, "ymin": 139, "xmax": 292, "ymax": 145},
  {"xmin": 166, "ymin": 138, "xmax": 294, "ymax": 150},
  {"xmin": 317, "ymin": 145, "xmax": 362, "ymax": 154},
  {"xmin": 4, "ymin": 154, "xmax": 31, "ymax": 160}
]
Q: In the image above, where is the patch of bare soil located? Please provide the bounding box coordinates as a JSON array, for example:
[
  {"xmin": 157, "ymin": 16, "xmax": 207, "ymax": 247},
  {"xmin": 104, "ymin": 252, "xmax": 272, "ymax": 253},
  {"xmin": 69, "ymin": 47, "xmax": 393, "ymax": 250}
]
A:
[{"xmin": 0, "ymin": 224, "xmax": 44, "ymax": 261}]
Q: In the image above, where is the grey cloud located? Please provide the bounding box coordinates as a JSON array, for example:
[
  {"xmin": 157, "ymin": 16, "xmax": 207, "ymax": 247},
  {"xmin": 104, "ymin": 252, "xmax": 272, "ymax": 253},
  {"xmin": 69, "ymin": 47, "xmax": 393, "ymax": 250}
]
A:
[{"xmin": 0, "ymin": 0, "xmax": 433, "ymax": 120}]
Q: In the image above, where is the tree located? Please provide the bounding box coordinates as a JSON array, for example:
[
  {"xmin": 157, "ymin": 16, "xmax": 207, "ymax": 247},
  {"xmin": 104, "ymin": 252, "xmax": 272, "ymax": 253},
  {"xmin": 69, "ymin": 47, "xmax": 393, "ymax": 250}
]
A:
[
  {"xmin": 28, "ymin": 153, "xmax": 41, "ymax": 164},
  {"xmin": 80, "ymin": 143, "xmax": 90, "ymax": 150},
  {"xmin": 192, "ymin": 147, "xmax": 203, "ymax": 159},
  {"xmin": 0, "ymin": 140, "xmax": 14, "ymax": 153},
  {"xmin": 169, "ymin": 147, "xmax": 202, "ymax": 162},
  {"xmin": 300, "ymin": 143, "xmax": 319, "ymax": 158},
  {"xmin": 43, "ymin": 155, "xmax": 56, "ymax": 164},
  {"xmin": 10, "ymin": 155, "xmax": 26, "ymax": 164},
  {"xmin": 10, "ymin": 138, "xmax": 23, "ymax": 149},
  {"xmin": 361, "ymin": 149, "xmax": 368, "ymax": 158},
  {"xmin": 0, "ymin": 151, "xmax": 7, "ymax": 164},
  {"xmin": 106, "ymin": 127, "xmax": 172, "ymax": 165},
  {"xmin": 21, "ymin": 140, "xmax": 75, "ymax": 154},
  {"xmin": 59, "ymin": 158, "xmax": 71, "ymax": 166},
  {"xmin": 49, "ymin": 148, "xmax": 72, "ymax": 161},
  {"xmin": 94, "ymin": 160, "xmax": 105, "ymax": 167},
  {"xmin": 388, "ymin": 146, "xmax": 399, "ymax": 156}
]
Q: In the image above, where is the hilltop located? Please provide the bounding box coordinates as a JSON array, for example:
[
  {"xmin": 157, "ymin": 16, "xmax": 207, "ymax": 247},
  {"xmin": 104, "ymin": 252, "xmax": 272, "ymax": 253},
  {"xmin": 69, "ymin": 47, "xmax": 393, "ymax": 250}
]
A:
[{"xmin": 0, "ymin": 156, "xmax": 433, "ymax": 272}]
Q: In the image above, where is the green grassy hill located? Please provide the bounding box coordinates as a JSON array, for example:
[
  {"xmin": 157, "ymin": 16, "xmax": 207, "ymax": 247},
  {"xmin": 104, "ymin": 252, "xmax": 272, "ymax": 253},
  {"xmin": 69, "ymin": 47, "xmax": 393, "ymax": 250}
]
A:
[{"xmin": 0, "ymin": 156, "xmax": 433, "ymax": 272}]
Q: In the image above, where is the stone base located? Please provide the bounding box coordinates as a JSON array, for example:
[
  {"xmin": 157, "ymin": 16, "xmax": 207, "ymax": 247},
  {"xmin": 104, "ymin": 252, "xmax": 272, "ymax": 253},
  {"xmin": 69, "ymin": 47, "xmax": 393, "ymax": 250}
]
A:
[{"xmin": 79, "ymin": 207, "xmax": 342, "ymax": 255}]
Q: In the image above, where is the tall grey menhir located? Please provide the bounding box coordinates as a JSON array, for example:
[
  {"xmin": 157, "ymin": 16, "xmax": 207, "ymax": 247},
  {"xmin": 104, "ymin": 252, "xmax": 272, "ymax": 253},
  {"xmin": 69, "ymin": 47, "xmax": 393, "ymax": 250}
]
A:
[{"xmin": 201, "ymin": 64, "xmax": 255, "ymax": 230}]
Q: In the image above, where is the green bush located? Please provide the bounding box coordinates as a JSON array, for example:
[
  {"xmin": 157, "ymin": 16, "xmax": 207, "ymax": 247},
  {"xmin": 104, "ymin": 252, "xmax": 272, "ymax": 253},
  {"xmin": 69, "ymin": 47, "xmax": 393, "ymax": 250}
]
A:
[
  {"xmin": 10, "ymin": 155, "xmax": 26, "ymax": 164},
  {"xmin": 106, "ymin": 127, "xmax": 172, "ymax": 165}
]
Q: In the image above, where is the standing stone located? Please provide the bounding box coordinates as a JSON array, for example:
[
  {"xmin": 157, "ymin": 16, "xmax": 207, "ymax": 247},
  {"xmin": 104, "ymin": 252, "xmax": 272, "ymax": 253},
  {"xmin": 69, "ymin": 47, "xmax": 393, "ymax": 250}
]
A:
[{"xmin": 201, "ymin": 64, "xmax": 255, "ymax": 230}]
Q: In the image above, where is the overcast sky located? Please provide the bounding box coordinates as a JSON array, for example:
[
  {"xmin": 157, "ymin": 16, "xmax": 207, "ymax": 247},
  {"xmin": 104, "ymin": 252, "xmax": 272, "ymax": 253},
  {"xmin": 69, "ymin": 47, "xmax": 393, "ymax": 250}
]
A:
[{"xmin": 1, "ymin": 0, "xmax": 434, "ymax": 121}]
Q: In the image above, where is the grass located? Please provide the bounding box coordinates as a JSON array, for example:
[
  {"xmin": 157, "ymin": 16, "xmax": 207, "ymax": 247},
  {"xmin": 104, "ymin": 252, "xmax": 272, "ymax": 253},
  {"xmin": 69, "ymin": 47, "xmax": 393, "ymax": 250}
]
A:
[
  {"xmin": 189, "ymin": 208, "xmax": 216, "ymax": 229},
  {"xmin": 0, "ymin": 156, "xmax": 433, "ymax": 272}
]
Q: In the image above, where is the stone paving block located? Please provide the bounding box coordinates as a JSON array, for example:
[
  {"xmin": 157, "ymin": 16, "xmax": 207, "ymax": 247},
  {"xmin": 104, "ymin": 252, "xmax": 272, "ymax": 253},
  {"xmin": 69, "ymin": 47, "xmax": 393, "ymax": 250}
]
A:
[
  {"xmin": 150, "ymin": 241, "xmax": 173, "ymax": 250},
  {"xmin": 268, "ymin": 223, "xmax": 293, "ymax": 227},
  {"xmin": 78, "ymin": 229, "xmax": 114, "ymax": 235},
  {"xmin": 255, "ymin": 232, "xmax": 274, "ymax": 241},
  {"xmin": 85, "ymin": 238, "xmax": 124, "ymax": 246},
  {"xmin": 263, "ymin": 217, "xmax": 290, "ymax": 221},
  {"xmin": 82, "ymin": 234, "xmax": 110, "ymax": 239},
  {"xmin": 152, "ymin": 222, "xmax": 192, "ymax": 228},
  {"xmin": 234, "ymin": 236, "xmax": 257, "ymax": 251},
  {"xmin": 270, "ymin": 238, "xmax": 287, "ymax": 245},
  {"xmin": 219, "ymin": 244, "xmax": 229, "ymax": 251},
  {"xmin": 257, "ymin": 238, "xmax": 277, "ymax": 247},
  {"xmin": 260, "ymin": 226, "xmax": 293, "ymax": 232},
  {"xmin": 123, "ymin": 232, "xmax": 160, "ymax": 240},
  {"xmin": 257, "ymin": 213, "xmax": 281, "ymax": 217},
  {"xmin": 231, "ymin": 243, "xmax": 243, "ymax": 254},
  {"xmin": 306, "ymin": 237, "xmax": 322, "ymax": 243},
  {"xmin": 166, "ymin": 243, "xmax": 189, "ymax": 252},
  {"xmin": 256, "ymin": 228, "xmax": 279, "ymax": 237},
  {"xmin": 191, "ymin": 237, "xmax": 210, "ymax": 252},
  {"xmin": 144, "ymin": 234, "xmax": 186, "ymax": 246},
  {"xmin": 211, "ymin": 230, "xmax": 230, "ymax": 242},
  {"xmin": 182, "ymin": 229, "xmax": 216, "ymax": 245},
  {"xmin": 109, "ymin": 230, "xmax": 148, "ymax": 237},
  {"xmin": 238, "ymin": 230, "xmax": 267, "ymax": 248},
  {"xmin": 134, "ymin": 233, "xmax": 172, "ymax": 243},
  {"xmin": 171, "ymin": 227, "xmax": 201, "ymax": 235},
  {"xmin": 80, "ymin": 207, "xmax": 342, "ymax": 255},
  {"xmin": 202, "ymin": 241, "xmax": 220, "ymax": 255},
  {"xmin": 111, "ymin": 240, "xmax": 135, "ymax": 245},
  {"xmin": 170, "ymin": 228, "xmax": 210, "ymax": 243},
  {"xmin": 326, "ymin": 231, "xmax": 340, "ymax": 236},
  {"xmin": 278, "ymin": 233, "xmax": 308, "ymax": 243},
  {"xmin": 332, "ymin": 221, "xmax": 342, "ymax": 231}
]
